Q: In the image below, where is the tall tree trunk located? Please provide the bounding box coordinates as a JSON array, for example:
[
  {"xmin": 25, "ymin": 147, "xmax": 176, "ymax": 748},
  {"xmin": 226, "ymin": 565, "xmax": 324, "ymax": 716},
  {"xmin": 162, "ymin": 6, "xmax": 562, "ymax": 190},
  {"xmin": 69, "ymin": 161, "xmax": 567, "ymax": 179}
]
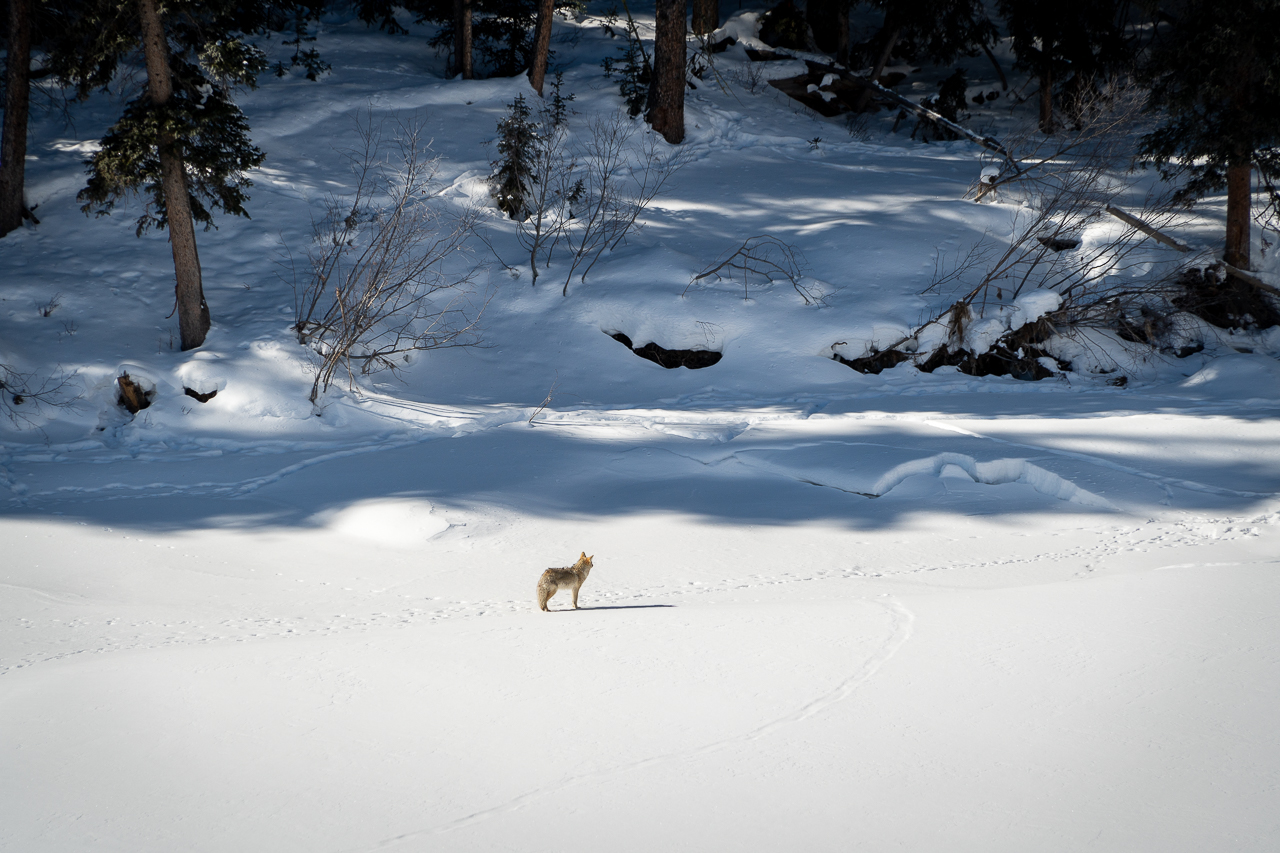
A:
[
  {"xmin": 1225, "ymin": 161, "xmax": 1252, "ymax": 270},
  {"xmin": 0, "ymin": 0, "xmax": 33, "ymax": 237},
  {"xmin": 834, "ymin": 1, "xmax": 849, "ymax": 66},
  {"xmin": 528, "ymin": 0, "xmax": 553, "ymax": 95},
  {"xmin": 1038, "ymin": 61, "xmax": 1055, "ymax": 134},
  {"xmin": 981, "ymin": 43, "xmax": 1008, "ymax": 91},
  {"xmin": 454, "ymin": 0, "xmax": 473, "ymax": 79},
  {"xmin": 647, "ymin": 0, "xmax": 685, "ymax": 144},
  {"xmin": 808, "ymin": 0, "xmax": 851, "ymax": 61},
  {"xmin": 805, "ymin": 0, "xmax": 837, "ymax": 55},
  {"xmin": 137, "ymin": 0, "xmax": 209, "ymax": 350},
  {"xmin": 854, "ymin": 24, "xmax": 899, "ymax": 113},
  {"xmin": 691, "ymin": 0, "xmax": 718, "ymax": 36}
]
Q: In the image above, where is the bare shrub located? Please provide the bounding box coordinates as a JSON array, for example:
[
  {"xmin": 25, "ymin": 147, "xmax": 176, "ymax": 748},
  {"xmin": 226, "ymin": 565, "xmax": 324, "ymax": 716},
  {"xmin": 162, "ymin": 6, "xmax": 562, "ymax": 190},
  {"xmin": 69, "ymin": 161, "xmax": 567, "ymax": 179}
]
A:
[
  {"xmin": 293, "ymin": 116, "xmax": 483, "ymax": 403},
  {"xmin": 513, "ymin": 82, "xmax": 577, "ymax": 287},
  {"xmin": 841, "ymin": 85, "xmax": 1203, "ymax": 378},
  {"xmin": 729, "ymin": 62, "xmax": 767, "ymax": 95},
  {"xmin": 557, "ymin": 114, "xmax": 688, "ymax": 295},
  {"xmin": 0, "ymin": 362, "xmax": 78, "ymax": 428},
  {"xmin": 844, "ymin": 112, "xmax": 871, "ymax": 142},
  {"xmin": 515, "ymin": 117, "xmax": 572, "ymax": 287},
  {"xmin": 499, "ymin": 107, "xmax": 687, "ymax": 295},
  {"xmin": 685, "ymin": 235, "xmax": 823, "ymax": 304}
]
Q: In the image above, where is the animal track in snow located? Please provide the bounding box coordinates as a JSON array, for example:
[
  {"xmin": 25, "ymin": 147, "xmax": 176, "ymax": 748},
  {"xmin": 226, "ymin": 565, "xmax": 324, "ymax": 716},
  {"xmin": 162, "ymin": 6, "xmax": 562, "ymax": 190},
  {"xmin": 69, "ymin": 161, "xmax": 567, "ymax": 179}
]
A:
[{"xmin": 354, "ymin": 597, "xmax": 914, "ymax": 849}]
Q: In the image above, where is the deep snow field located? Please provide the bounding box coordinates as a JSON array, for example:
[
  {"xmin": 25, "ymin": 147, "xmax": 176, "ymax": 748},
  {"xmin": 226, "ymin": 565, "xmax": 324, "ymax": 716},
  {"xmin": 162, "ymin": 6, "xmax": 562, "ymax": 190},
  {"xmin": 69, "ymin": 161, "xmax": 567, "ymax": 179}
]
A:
[{"xmin": 3, "ymin": 5, "xmax": 1280, "ymax": 852}]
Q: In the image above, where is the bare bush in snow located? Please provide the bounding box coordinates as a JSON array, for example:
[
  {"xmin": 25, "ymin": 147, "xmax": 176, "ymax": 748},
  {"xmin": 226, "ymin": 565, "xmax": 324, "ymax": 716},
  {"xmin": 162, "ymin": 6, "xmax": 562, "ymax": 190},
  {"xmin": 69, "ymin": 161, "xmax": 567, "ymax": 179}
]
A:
[
  {"xmin": 500, "ymin": 107, "xmax": 687, "ymax": 295},
  {"xmin": 0, "ymin": 362, "xmax": 78, "ymax": 429},
  {"xmin": 293, "ymin": 116, "xmax": 484, "ymax": 403},
  {"xmin": 837, "ymin": 85, "xmax": 1206, "ymax": 379},
  {"xmin": 685, "ymin": 235, "xmax": 822, "ymax": 304},
  {"xmin": 557, "ymin": 114, "xmax": 688, "ymax": 295}
]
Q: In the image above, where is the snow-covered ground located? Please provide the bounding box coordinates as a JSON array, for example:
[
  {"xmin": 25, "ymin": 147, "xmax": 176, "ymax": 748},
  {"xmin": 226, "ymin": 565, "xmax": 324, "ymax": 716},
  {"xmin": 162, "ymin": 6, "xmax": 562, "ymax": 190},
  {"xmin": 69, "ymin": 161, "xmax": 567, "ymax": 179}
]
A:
[{"xmin": 3, "ymin": 6, "xmax": 1279, "ymax": 852}]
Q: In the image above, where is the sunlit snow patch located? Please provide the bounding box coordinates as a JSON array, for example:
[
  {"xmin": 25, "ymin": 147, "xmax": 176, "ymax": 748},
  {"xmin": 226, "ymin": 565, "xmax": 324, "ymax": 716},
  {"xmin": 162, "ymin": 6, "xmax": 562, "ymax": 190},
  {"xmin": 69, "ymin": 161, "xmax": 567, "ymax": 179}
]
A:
[
  {"xmin": 316, "ymin": 498, "xmax": 450, "ymax": 547},
  {"xmin": 1178, "ymin": 353, "xmax": 1280, "ymax": 402}
]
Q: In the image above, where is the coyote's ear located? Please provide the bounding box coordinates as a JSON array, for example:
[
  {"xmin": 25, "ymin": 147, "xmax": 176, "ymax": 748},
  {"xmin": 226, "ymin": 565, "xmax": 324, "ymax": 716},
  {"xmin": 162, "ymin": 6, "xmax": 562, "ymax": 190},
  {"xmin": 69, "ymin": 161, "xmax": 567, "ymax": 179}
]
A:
[
  {"xmin": 580, "ymin": 551, "xmax": 587, "ymax": 559},
  {"xmin": 588, "ymin": 554, "xmax": 594, "ymax": 561}
]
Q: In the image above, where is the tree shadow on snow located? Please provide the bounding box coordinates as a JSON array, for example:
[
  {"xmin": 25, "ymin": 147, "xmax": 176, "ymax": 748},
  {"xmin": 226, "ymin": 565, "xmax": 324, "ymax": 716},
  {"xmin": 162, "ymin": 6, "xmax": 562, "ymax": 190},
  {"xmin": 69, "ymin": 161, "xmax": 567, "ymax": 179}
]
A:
[{"xmin": 3, "ymin": 415, "xmax": 1275, "ymax": 533}]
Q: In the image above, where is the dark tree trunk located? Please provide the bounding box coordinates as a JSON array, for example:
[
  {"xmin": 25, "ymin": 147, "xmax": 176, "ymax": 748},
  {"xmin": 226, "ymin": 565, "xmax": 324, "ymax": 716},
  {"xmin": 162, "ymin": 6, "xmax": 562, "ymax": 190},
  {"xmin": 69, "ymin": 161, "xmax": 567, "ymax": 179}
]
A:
[
  {"xmin": 0, "ymin": 0, "xmax": 33, "ymax": 237},
  {"xmin": 692, "ymin": 0, "xmax": 718, "ymax": 36},
  {"xmin": 647, "ymin": 0, "xmax": 685, "ymax": 144},
  {"xmin": 1225, "ymin": 161, "xmax": 1252, "ymax": 270},
  {"xmin": 834, "ymin": 2, "xmax": 849, "ymax": 65},
  {"xmin": 528, "ymin": 0, "xmax": 553, "ymax": 95},
  {"xmin": 855, "ymin": 24, "xmax": 899, "ymax": 113},
  {"xmin": 805, "ymin": 0, "xmax": 837, "ymax": 55},
  {"xmin": 454, "ymin": 0, "xmax": 473, "ymax": 79},
  {"xmin": 982, "ymin": 43, "xmax": 1008, "ymax": 91},
  {"xmin": 137, "ymin": 0, "xmax": 209, "ymax": 350},
  {"xmin": 1038, "ymin": 61, "xmax": 1055, "ymax": 134}
]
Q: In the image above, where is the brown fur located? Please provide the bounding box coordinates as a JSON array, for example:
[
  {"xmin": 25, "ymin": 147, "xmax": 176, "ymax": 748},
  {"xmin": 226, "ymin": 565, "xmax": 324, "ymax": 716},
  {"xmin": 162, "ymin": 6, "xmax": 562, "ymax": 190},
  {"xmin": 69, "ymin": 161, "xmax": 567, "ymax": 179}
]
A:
[{"xmin": 537, "ymin": 552, "xmax": 594, "ymax": 611}]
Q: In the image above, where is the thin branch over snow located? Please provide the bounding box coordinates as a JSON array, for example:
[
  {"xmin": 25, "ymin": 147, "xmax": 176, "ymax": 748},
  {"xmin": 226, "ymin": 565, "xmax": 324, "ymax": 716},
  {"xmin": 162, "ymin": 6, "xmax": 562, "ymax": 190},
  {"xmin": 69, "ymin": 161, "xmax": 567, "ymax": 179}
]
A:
[
  {"xmin": 685, "ymin": 235, "xmax": 822, "ymax": 304},
  {"xmin": 292, "ymin": 115, "xmax": 485, "ymax": 403}
]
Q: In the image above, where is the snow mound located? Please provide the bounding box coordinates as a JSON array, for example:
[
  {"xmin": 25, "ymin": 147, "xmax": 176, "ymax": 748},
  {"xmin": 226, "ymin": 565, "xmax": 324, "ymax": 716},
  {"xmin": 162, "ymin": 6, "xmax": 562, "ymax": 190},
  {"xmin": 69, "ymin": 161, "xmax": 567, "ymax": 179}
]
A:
[
  {"xmin": 1179, "ymin": 353, "xmax": 1280, "ymax": 401},
  {"xmin": 871, "ymin": 453, "xmax": 1117, "ymax": 509},
  {"xmin": 962, "ymin": 289, "xmax": 1061, "ymax": 353},
  {"xmin": 175, "ymin": 352, "xmax": 228, "ymax": 397},
  {"xmin": 316, "ymin": 498, "xmax": 450, "ymax": 547},
  {"xmin": 1008, "ymin": 289, "xmax": 1062, "ymax": 331}
]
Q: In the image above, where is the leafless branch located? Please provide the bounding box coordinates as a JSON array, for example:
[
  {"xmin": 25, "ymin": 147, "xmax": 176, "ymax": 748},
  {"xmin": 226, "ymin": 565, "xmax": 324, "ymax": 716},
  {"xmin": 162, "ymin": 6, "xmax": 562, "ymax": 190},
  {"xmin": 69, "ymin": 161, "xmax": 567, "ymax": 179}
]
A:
[
  {"xmin": 293, "ymin": 114, "xmax": 485, "ymax": 403},
  {"xmin": 685, "ymin": 235, "xmax": 821, "ymax": 304},
  {"xmin": 560, "ymin": 115, "xmax": 689, "ymax": 295},
  {"xmin": 0, "ymin": 363, "xmax": 79, "ymax": 429}
]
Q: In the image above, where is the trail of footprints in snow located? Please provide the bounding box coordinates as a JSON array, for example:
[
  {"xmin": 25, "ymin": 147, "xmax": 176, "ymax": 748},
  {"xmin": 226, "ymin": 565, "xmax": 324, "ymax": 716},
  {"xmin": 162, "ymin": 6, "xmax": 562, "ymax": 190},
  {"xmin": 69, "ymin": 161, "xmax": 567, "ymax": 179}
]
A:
[
  {"xmin": 5, "ymin": 511, "xmax": 1274, "ymax": 677},
  {"xmin": 364, "ymin": 600, "xmax": 916, "ymax": 847},
  {"xmin": 1, "ymin": 567, "xmax": 893, "ymax": 675}
]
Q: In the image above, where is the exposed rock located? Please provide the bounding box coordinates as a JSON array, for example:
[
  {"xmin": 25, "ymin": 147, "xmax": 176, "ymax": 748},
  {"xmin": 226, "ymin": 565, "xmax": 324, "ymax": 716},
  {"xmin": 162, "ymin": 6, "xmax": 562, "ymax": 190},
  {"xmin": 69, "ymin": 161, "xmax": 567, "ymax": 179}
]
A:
[
  {"xmin": 831, "ymin": 348, "xmax": 911, "ymax": 374},
  {"xmin": 609, "ymin": 332, "xmax": 722, "ymax": 369},
  {"xmin": 184, "ymin": 387, "xmax": 218, "ymax": 403}
]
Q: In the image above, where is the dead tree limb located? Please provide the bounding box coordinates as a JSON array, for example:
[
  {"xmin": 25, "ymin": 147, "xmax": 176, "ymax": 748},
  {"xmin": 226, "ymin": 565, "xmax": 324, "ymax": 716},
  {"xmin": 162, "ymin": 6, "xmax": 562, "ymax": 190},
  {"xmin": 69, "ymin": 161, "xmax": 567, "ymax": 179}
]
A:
[
  {"xmin": 1104, "ymin": 205, "xmax": 1191, "ymax": 253},
  {"xmin": 981, "ymin": 43, "xmax": 1008, "ymax": 91},
  {"xmin": 1222, "ymin": 263, "xmax": 1280, "ymax": 297},
  {"xmin": 860, "ymin": 78, "xmax": 1020, "ymax": 171},
  {"xmin": 1104, "ymin": 204, "xmax": 1280, "ymax": 297},
  {"xmin": 685, "ymin": 235, "xmax": 819, "ymax": 303}
]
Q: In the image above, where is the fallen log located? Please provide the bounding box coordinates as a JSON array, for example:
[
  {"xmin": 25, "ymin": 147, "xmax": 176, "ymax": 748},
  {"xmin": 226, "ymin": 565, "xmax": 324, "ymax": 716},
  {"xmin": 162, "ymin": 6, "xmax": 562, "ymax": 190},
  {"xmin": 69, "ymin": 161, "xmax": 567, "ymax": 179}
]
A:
[
  {"xmin": 857, "ymin": 77, "xmax": 1020, "ymax": 171},
  {"xmin": 1104, "ymin": 204, "xmax": 1191, "ymax": 253},
  {"xmin": 1105, "ymin": 204, "xmax": 1280, "ymax": 298}
]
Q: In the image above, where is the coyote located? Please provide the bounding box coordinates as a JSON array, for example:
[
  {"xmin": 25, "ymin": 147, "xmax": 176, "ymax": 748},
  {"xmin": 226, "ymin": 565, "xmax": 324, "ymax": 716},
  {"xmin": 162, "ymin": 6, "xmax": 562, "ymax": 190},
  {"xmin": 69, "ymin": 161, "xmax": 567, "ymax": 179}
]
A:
[{"xmin": 537, "ymin": 552, "xmax": 594, "ymax": 611}]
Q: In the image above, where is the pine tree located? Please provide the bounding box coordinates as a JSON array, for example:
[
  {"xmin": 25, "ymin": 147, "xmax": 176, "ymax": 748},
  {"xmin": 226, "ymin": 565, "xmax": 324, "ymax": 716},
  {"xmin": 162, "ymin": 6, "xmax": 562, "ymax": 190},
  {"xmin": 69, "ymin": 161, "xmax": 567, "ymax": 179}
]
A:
[
  {"xmin": 490, "ymin": 93, "xmax": 538, "ymax": 220},
  {"xmin": 71, "ymin": 1, "xmax": 315, "ymax": 350},
  {"xmin": 601, "ymin": 19, "xmax": 651, "ymax": 118},
  {"xmin": 1140, "ymin": 0, "xmax": 1280, "ymax": 271},
  {"xmin": 691, "ymin": 0, "xmax": 718, "ymax": 36},
  {"xmin": 528, "ymin": 0, "xmax": 552, "ymax": 93},
  {"xmin": 1, "ymin": 0, "xmax": 120, "ymax": 236},
  {"xmin": 0, "ymin": 0, "xmax": 34, "ymax": 236},
  {"xmin": 996, "ymin": 0, "xmax": 1131, "ymax": 133}
]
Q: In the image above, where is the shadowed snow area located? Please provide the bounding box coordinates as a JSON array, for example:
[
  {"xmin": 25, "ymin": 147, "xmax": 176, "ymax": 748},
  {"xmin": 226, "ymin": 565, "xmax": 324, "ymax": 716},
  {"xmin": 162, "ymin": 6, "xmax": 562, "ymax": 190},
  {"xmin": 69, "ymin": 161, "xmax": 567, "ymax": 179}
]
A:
[{"xmin": 3, "ymin": 7, "xmax": 1280, "ymax": 853}]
